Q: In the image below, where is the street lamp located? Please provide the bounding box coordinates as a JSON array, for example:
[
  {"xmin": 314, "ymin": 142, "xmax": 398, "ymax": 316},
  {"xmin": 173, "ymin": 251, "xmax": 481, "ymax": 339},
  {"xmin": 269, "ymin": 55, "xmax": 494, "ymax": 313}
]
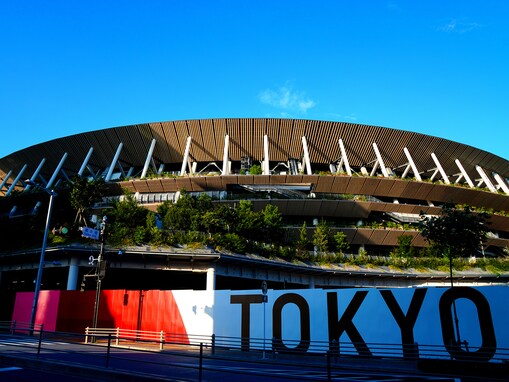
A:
[{"xmin": 26, "ymin": 180, "xmax": 57, "ymax": 333}]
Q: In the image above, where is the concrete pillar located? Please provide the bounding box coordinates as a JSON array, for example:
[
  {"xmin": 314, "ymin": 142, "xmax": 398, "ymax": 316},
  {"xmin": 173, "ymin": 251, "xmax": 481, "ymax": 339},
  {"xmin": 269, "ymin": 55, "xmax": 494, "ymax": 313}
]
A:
[
  {"xmin": 206, "ymin": 267, "xmax": 216, "ymax": 291},
  {"xmin": 66, "ymin": 257, "xmax": 79, "ymax": 291}
]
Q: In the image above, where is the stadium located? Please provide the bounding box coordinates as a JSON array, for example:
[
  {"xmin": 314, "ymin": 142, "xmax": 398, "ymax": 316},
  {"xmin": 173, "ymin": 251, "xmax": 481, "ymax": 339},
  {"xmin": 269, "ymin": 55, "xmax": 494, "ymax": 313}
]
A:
[
  {"xmin": 1, "ymin": 118, "xmax": 509, "ymax": 297},
  {"xmin": 0, "ymin": 119, "xmax": 509, "ymax": 290},
  {"xmin": 1, "ymin": 118, "xmax": 509, "ymax": 358}
]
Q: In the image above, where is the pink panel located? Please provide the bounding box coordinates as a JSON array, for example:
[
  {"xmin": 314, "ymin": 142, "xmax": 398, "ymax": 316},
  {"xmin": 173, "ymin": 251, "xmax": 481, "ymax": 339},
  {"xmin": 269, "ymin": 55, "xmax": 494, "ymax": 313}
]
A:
[
  {"xmin": 36, "ymin": 290, "xmax": 60, "ymax": 331},
  {"xmin": 12, "ymin": 291, "xmax": 60, "ymax": 332},
  {"xmin": 12, "ymin": 292, "xmax": 33, "ymax": 323}
]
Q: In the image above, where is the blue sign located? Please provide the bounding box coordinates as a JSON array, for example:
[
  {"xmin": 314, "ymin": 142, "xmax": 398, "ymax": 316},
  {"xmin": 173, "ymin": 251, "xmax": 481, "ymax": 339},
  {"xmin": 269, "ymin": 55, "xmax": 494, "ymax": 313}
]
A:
[{"xmin": 82, "ymin": 226, "xmax": 100, "ymax": 240}]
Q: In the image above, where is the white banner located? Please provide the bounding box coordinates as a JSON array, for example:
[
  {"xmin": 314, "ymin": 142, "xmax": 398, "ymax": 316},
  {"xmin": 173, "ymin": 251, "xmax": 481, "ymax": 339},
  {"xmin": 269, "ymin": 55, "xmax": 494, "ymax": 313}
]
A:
[{"xmin": 173, "ymin": 286, "xmax": 508, "ymax": 361}]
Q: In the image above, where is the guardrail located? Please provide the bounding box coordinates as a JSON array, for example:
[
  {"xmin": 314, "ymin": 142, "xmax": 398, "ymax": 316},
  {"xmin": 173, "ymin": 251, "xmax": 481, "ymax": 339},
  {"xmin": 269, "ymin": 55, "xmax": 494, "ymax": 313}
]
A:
[
  {"xmin": 83, "ymin": 326, "xmax": 509, "ymax": 363},
  {"xmin": 1, "ymin": 322, "xmax": 508, "ymax": 381},
  {"xmin": 0, "ymin": 320, "xmax": 44, "ymax": 335}
]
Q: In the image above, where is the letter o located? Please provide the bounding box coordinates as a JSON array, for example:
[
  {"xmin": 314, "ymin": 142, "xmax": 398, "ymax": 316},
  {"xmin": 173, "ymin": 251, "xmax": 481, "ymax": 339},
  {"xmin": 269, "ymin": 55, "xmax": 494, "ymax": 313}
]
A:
[
  {"xmin": 272, "ymin": 293, "xmax": 310, "ymax": 353},
  {"xmin": 439, "ymin": 287, "xmax": 496, "ymax": 361}
]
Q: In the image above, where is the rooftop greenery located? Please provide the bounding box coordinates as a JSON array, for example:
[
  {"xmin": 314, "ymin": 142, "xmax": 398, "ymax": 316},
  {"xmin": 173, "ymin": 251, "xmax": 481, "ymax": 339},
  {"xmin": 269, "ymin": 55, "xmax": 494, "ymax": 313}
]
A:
[{"xmin": 1, "ymin": 177, "xmax": 508, "ymax": 275}]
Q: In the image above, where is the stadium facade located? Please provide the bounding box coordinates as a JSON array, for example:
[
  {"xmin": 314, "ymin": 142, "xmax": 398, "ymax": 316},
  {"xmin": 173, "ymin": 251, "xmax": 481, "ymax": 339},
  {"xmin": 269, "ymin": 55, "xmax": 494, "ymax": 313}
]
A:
[{"xmin": 1, "ymin": 118, "xmax": 509, "ymax": 294}]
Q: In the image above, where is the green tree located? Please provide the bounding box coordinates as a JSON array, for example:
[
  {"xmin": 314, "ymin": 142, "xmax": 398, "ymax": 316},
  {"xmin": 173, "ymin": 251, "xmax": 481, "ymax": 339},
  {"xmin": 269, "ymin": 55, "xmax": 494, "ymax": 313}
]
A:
[
  {"xmin": 69, "ymin": 176, "xmax": 105, "ymax": 226},
  {"xmin": 161, "ymin": 191, "xmax": 197, "ymax": 231},
  {"xmin": 249, "ymin": 164, "xmax": 262, "ymax": 175},
  {"xmin": 108, "ymin": 194, "xmax": 149, "ymax": 245},
  {"xmin": 391, "ymin": 234, "xmax": 416, "ymax": 258},
  {"xmin": 145, "ymin": 211, "xmax": 163, "ymax": 245},
  {"xmin": 333, "ymin": 231, "xmax": 350, "ymax": 254},
  {"xmin": 419, "ymin": 203, "xmax": 489, "ymax": 347},
  {"xmin": 313, "ymin": 219, "xmax": 330, "ymax": 253},
  {"xmin": 202, "ymin": 204, "xmax": 235, "ymax": 233},
  {"xmin": 234, "ymin": 200, "xmax": 261, "ymax": 239},
  {"xmin": 296, "ymin": 221, "xmax": 310, "ymax": 255},
  {"xmin": 260, "ymin": 204, "xmax": 283, "ymax": 243},
  {"xmin": 419, "ymin": 203, "xmax": 489, "ymax": 262}
]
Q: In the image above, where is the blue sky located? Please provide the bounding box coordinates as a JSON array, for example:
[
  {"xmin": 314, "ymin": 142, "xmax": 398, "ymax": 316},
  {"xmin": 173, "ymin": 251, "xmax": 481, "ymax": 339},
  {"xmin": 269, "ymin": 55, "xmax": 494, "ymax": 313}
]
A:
[{"xmin": 1, "ymin": 1, "xmax": 508, "ymax": 160}]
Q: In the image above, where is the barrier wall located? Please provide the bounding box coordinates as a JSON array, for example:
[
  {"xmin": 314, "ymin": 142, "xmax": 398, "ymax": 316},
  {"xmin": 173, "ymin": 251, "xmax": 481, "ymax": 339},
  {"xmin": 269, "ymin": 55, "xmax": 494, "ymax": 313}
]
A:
[{"xmin": 12, "ymin": 286, "xmax": 508, "ymax": 361}]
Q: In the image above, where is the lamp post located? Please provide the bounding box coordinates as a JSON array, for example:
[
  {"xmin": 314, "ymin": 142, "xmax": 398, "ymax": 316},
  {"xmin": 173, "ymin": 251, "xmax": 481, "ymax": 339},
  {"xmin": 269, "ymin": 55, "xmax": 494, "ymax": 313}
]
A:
[{"xmin": 28, "ymin": 182, "xmax": 57, "ymax": 333}]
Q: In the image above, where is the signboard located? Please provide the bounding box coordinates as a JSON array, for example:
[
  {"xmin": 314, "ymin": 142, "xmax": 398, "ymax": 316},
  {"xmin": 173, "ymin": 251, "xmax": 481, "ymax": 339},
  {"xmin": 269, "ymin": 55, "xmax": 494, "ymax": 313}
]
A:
[
  {"xmin": 81, "ymin": 226, "xmax": 100, "ymax": 240},
  {"xmin": 172, "ymin": 286, "xmax": 509, "ymax": 362}
]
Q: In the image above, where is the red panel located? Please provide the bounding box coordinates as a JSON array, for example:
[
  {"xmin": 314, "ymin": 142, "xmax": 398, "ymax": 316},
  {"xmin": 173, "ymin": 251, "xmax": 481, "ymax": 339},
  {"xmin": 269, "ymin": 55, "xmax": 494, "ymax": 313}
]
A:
[
  {"xmin": 57, "ymin": 291, "xmax": 96, "ymax": 332},
  {"xmin": 13, "ymin": 289, "xmax": 189, "ymax": 343}
]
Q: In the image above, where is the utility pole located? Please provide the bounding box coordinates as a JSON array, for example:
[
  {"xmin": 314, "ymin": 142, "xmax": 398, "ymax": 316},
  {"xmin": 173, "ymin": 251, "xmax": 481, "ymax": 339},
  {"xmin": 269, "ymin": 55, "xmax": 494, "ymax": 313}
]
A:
[
  {"xmin": 92, "ymin": 216, "xmax": 107, "ymax": 332},
  {"xmin": 28, "ymin": 184, "xmax": 57, "ymax": 335}
]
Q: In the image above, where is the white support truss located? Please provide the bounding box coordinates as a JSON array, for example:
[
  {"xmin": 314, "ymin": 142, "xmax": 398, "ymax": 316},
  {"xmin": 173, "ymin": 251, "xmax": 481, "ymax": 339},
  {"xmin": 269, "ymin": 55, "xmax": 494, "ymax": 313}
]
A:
[
  {"xmin": 402, "ymin": 147, "xmax": 422, "ymax": 181},
  {"xmin": 302, "ymin": 136, "xmax": 312, "ymax": 175},
  {"xmin": 430, "ymin": 153, "xmax": 450, "ymax": 184},
  {"xmin": 263, "ymin": 134, "xmax": 270, "ymax": 175},
  {"xmin": 105, "ymin": 143, "xmax": 123, "ymax": 182},
  {"xmin": 180, "ymin": 136, "xmax": 192, "ymax": 176},
  {"xmin": 141, "ymin": 139, "xmax": 156, "ymax": 179},
  {"xmin": 372, "ymin": 143, "xmax": 389, "ymax": 177},
  {"xmin": 5, "ymin": 164, "xmax": 28, "ymax": 196},
  {"xmin": 338, "ymin": 139, "xmax": 352, "ymax": 176},
  {"xmin": 222, "ymin": 134, "xmax": 229, "ymax": 175},
  {"xmin": 493, "ymin": 172, "xmax": 509, "ymax": 195},
  {"xmin": 454, "ymin": 159, "xmax": 474, "ymax": 188},
  {"xmin": 78, "ymin": 147, "xmax": 94, "ymax": 177},
  {"xmin": 475, "ymin": 165, "xmax": 497, "ymax": 193},
  {"xmin": 47, "ymin": 153, "xmax": 68, "ymax": 189},
  {"xmin": 25, "ymin": 158, "xmax": 47, "ymax": 191},
  {"xmin": 0, "ymin": 170, "xmax": 13, "ymax": 193},
  {"xmin": 369, "ymin": 160, "xmax": 380, "ymax": 177}
]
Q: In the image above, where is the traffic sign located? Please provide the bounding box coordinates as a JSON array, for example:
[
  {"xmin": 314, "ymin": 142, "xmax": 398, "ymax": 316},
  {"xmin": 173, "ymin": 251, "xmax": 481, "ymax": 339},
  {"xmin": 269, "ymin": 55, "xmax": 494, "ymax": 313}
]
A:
[{"xmin": 82, "ymin": 226, "xmax": 100, "ymax": 240}]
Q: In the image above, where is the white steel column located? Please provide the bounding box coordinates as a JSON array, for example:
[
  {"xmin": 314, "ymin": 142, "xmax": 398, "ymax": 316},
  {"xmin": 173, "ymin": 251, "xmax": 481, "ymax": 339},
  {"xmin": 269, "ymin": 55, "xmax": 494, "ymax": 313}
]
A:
[
  {"xmin": 475, "ymin": 165, "xmax": 497, "ymax": 192},
  {"xmin": 222, "ymin": 134, "xmax": 229, "ymax": 175},
  {"xmin": 302, "ymin": 136, "xmax": 312, "ymax": 175},
  {"xmin": 338, "ymin": 139, "xmax": 352, "ymax": 175},
  {"xmin": 493, "ymin": 173, "xmax": 509, "ymax": 195},
  {"xmin": 263, "ymin": 134, "xmax": 270, "ymax": 175},
  {"xmin": 0, "ymin": 170, "xmax": 13, "ymax": 193},
  {"xmin": 47, "ymin": 153, "xmax": 68, "ymax": 189},
  {"xmin": 25, "ymin": 159, "xmax": 47, "ymax": 191},
  {"xmin": 206, "ymin": 267, "xmax": 216, "ymax": 291},
  {"xmin": 372, "ymin": 143, "xmax": 389, "ymax": 177},
  {"xmin": 403, "ymin": 147, "xmax": 422, "ymax": 181},
  {"xmin": 141, "ymin": 139, "xmax": 157, "ymax": 179},
  {"xmin": 180, "ymin": 136, "xmax": 192, "ymax": 176},
  {"xmin": 369, "ymin": 161, "xmax": 380, "ymax": 177},
  {"xmin": 105, "ymin": 143, "xmax": 123, "ymax": 182},
  {"xmin": 5, "ymin": 164, "xmax": 28, "ymax": 196},
  {"xmin": 78, "ymin": 148, "xmax": 94, "ymax": 177},
  {"xmin": 430, "ymin": 153, "xmax": 450, "ymax": 184},
  {"xmin": 66, "ymin": 256, "xmax": 79, "ymax": 290},
  {"xmin": 454, "ymin": 159, "xmax": 475, "ymax": 188}
]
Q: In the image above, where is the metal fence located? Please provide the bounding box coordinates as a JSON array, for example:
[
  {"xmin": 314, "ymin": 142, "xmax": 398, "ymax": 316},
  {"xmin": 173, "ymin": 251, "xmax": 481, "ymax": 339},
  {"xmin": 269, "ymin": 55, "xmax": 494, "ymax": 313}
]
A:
[
  {"xmin": 83, "ymin": 325, "xmax": 509, "ymax": 363},
  {"xmin": 1, "ymin": 321, "xmax": 508, "ymax": 382}
]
